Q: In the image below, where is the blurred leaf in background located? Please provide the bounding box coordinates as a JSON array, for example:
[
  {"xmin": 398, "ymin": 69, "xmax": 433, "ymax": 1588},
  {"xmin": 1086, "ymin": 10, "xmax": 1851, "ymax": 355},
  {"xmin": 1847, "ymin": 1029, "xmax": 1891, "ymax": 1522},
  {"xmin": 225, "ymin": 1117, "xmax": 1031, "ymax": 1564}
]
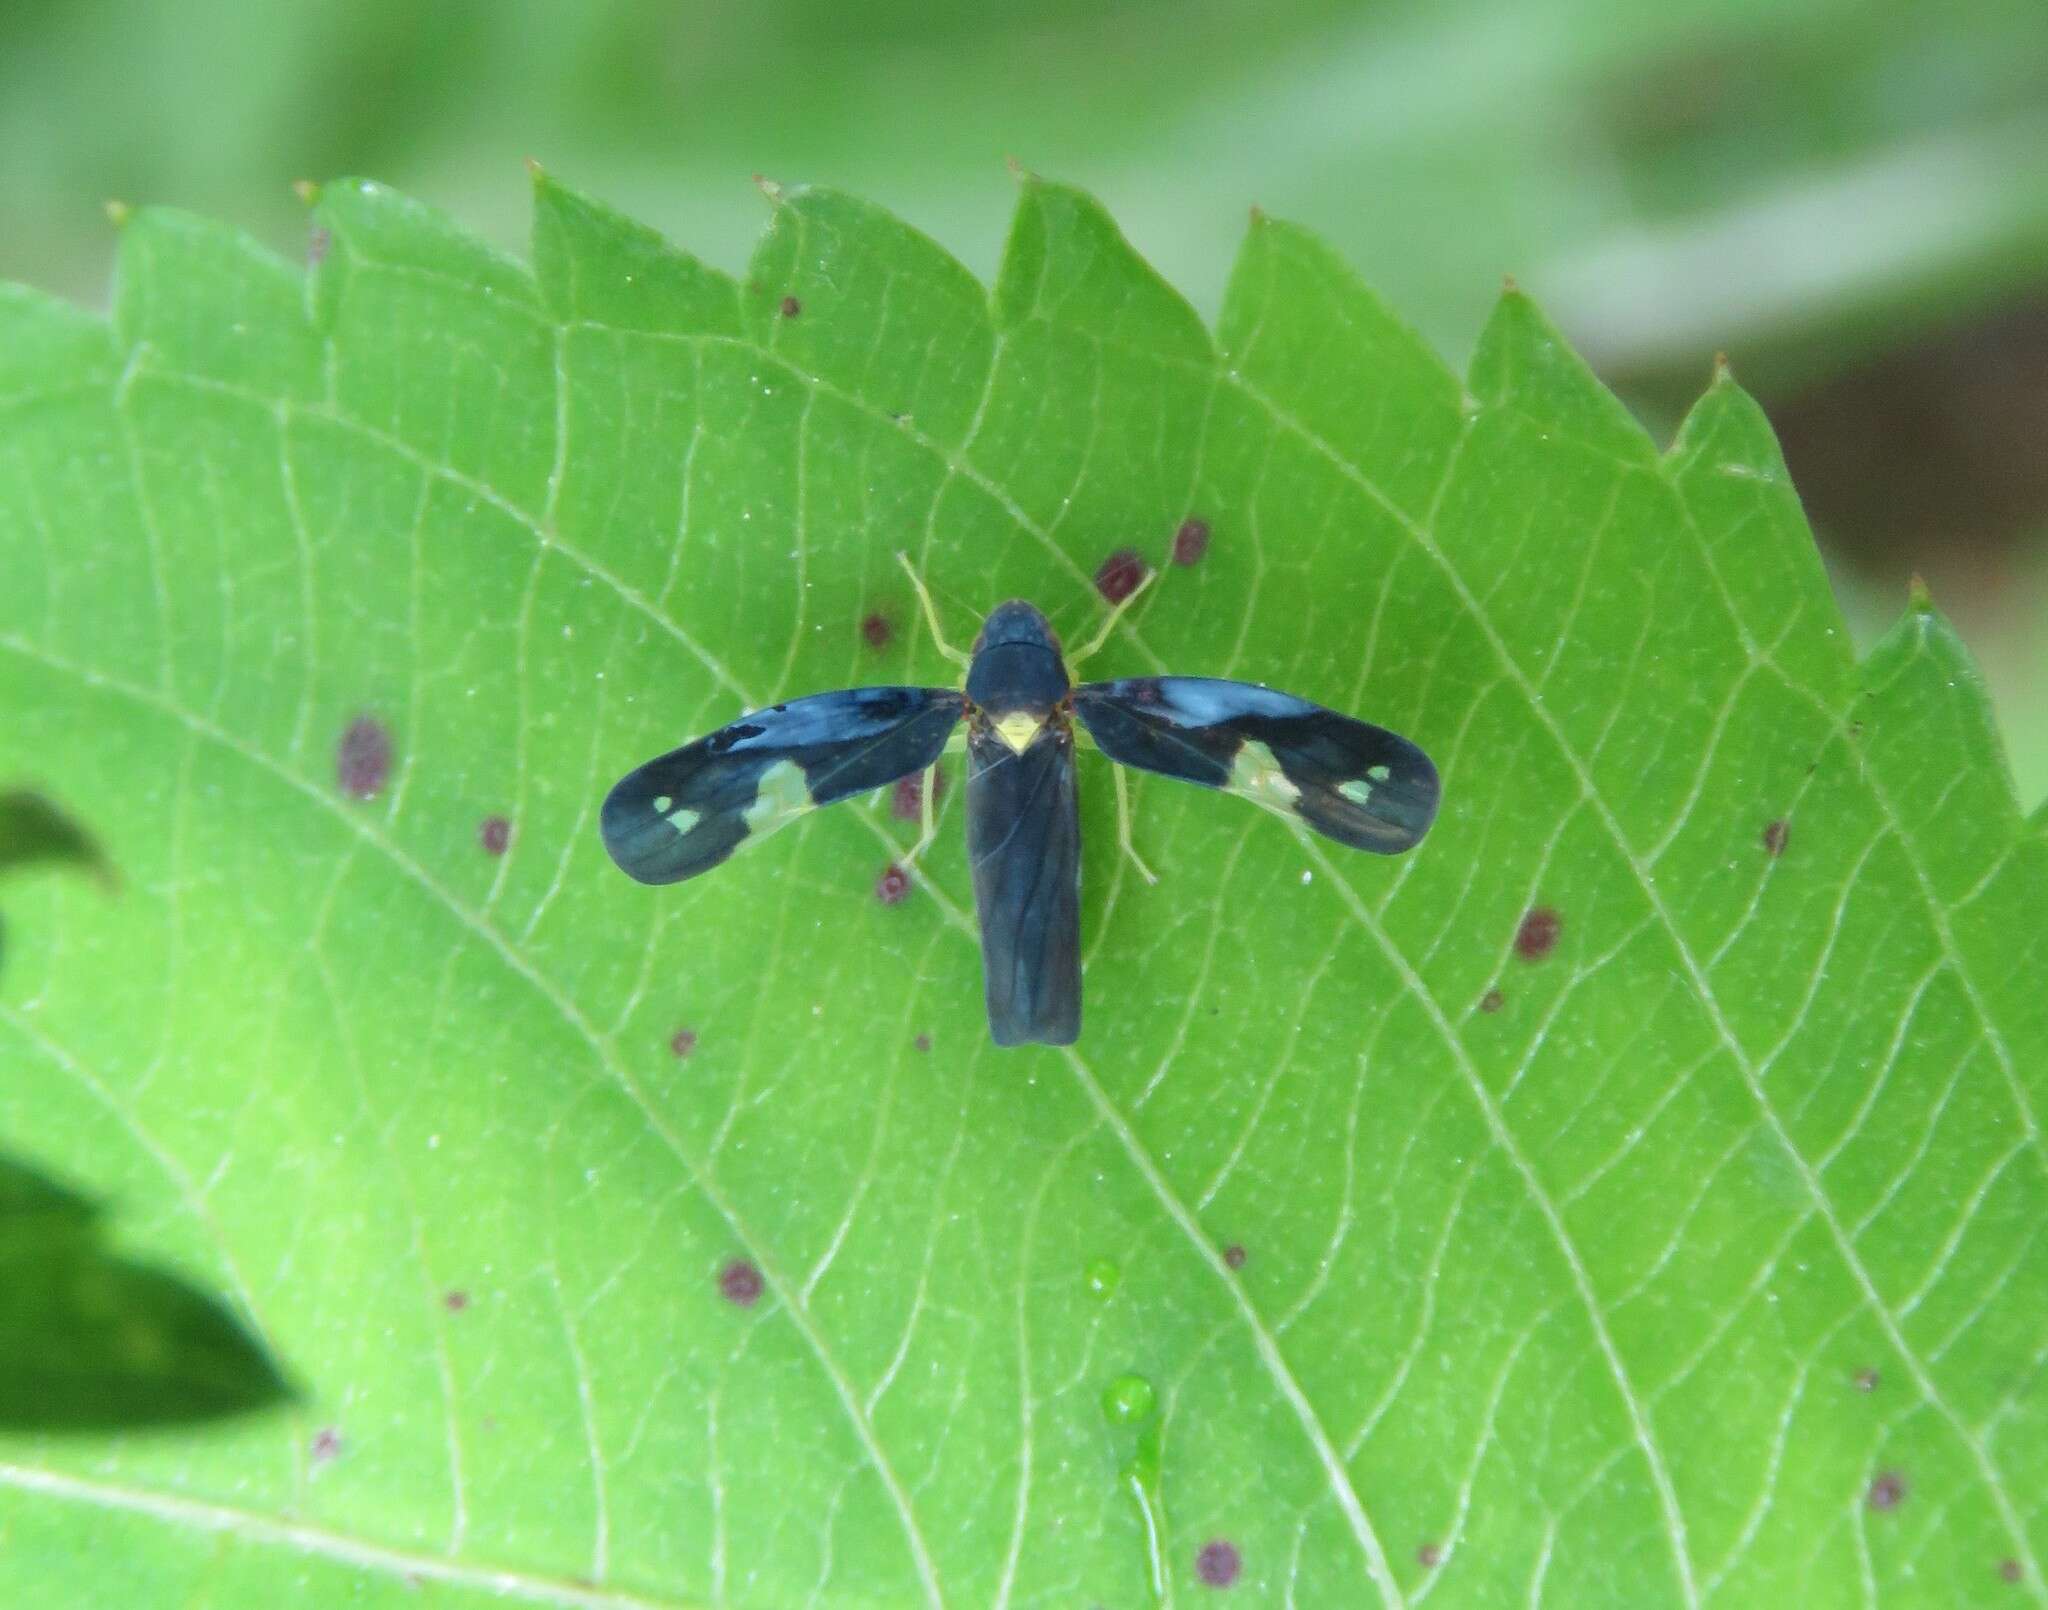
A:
[
  {"xmin": 0, "ymin": 1156, "xmax": 291, "ymax": 1431},
  {"xmin": 0, "ymin": 795, "xmax": 285, "ymax": 1431},
  {"xmin": 0, "ymin": 790, "xmax": 111, "ymax": 885}
]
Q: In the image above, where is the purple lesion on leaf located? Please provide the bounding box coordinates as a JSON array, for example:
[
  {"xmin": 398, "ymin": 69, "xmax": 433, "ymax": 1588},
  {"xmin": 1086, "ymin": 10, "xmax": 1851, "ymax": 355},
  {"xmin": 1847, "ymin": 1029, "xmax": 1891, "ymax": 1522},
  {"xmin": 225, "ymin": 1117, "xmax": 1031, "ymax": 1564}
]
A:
[
  {"xmin": 1514, "ymin": 907, "xmax": 1561, "ymax": 961},
  {"xmin": 336, "ymin": 715, "xmax": 392, "ymax": 799},
  {"xmin": 891, "ymin": 767, "xmax": 945, "ymax": 821},
  {"xmin": 718, "ymin": 1259, "xmax": 764, "ymax": 1307},
  {"xmin": 1196, "ymin": 1539, "xmax": 1241, "ymax": 1587},
  {"xmin": 1094, "ymin": 548, "xmax": 1150, "ymax": 604}
]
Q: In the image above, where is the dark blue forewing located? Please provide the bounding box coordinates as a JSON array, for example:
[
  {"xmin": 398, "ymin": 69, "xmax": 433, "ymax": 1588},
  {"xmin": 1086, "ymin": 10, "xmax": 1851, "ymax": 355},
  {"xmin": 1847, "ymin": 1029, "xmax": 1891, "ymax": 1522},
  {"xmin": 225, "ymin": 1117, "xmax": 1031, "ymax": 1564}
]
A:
[
  {"xmin": 602, "ymin": 687, "xmax": 966, "ymax": 884},
  {"xmin": 1072, "ymin": 677, "xmax": 1438, "ymax": 853},
  {"xmin": 966, "ymin": 718, "xmax": 1081, "ymax": 1046}
]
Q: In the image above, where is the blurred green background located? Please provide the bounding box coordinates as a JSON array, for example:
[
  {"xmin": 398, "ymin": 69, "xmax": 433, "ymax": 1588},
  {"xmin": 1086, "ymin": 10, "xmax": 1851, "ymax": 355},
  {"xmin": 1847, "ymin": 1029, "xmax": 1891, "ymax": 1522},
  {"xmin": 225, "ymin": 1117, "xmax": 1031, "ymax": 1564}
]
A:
[{"xmin": 7, "ymin": 0, "xmax": 2047, "ymax": 794}]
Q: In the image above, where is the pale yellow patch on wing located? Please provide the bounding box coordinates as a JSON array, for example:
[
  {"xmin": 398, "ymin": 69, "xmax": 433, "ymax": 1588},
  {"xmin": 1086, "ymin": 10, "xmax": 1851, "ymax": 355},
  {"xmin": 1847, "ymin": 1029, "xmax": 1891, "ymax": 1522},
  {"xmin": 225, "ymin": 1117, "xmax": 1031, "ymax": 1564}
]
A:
[
  {"xmin": 743, "ymin": 758, "xmax": 813, "ymax": 835},
  {"xmin": 1338, "ymin": 778, "xmax": 1375, "ymax": 808},
  {"xmin": 1229, "ymin": 740, "xmax": 1300, "ymax": 813},
  {"xmin": 993, "ymin": 711, "xmax": 1044, "ymax": 753}
]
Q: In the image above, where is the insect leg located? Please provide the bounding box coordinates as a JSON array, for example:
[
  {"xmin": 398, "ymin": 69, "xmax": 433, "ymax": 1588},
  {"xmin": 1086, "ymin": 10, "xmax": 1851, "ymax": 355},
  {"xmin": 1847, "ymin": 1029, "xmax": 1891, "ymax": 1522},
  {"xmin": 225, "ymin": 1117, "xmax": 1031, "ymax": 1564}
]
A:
[
  {"xmin": 1111, "ymin": 762, "xmax": 1159, "ymax": 886},
  {"xmin": 895, "ymin": 552, "xmax": 973, "ymax": 670},
  {"xmin": 1068, "ymin": 562, "xmax": 1159, "ymax": 668},
  {"xmin": 897, "ymin": 761, "xmax": 943, "ymax": 871}
]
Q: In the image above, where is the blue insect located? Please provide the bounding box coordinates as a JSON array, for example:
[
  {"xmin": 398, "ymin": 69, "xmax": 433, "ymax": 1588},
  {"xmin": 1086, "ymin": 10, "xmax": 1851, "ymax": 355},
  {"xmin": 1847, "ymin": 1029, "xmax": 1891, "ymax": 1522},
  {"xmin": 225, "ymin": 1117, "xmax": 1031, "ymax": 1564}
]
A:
[{"xmin": 601, "ymin": 557, "xmax": 1439, "ymax": 1045}]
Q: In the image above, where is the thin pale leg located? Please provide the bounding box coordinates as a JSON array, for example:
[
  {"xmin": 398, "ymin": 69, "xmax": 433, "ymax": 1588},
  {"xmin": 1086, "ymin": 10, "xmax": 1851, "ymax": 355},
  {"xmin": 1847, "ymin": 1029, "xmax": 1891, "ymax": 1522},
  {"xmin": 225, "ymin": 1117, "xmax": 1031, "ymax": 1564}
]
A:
[
  {"xmin": 1112, "ymin": 763, "xmax": 1158, "ymax": 885},
  {"xmin": 897, "ymin": 761, "xmax": 943, "ymax": 871},
  {"xmin": 895, "ymin": 551, "xmax": 972, "ymax": 669},
  {"xmin": 1067, "ymin": 561, "xmax": 1159, "ymax": 668}
]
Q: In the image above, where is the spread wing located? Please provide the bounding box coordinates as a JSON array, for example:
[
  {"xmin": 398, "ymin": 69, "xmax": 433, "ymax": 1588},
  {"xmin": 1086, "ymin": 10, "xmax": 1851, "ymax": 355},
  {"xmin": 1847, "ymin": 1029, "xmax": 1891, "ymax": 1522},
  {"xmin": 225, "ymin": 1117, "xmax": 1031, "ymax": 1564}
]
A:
[
  {"xmin": 1072, "ymin": 676, "xmax": 1438, "ymax": 853},
  {"xmin": 601, "ymin": 687, "xmax": 967, "ymax": 885}
]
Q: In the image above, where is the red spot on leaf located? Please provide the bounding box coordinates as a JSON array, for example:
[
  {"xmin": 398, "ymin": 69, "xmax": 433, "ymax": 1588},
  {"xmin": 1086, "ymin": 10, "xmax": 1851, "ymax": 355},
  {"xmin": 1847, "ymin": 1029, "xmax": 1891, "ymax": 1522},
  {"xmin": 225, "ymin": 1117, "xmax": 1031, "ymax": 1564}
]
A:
[
  {"xmin": 861, "ymin": 611, "xmax": 893, "ymax": 650},
  {"xmin": 1479, "ymin": 988, "xmax": 1505, "ymax": 1014},
  {"xmin": 336, "ymin": 716, "xmax": 392, "ymax": 799},
  {"xmin": 1222, "ymin": 1244, "xmax": 1247, "ymax": 1270},
  {"xmin": 479, "ymin": 815, "xmax": 511, "ymax": 855},
  {"xmin": 914, "ymin": 1033, "xmax": 932, "ymax": 1053},
  {"xmin": 1854, "ymin": 1367, "xmax": 1880, "ymax": 1392},
  {"xmin": 1514, "ymin": 907, "xmax": 1561, "ymax": 961},
  {"xmin": 1417, "ymin": 1543, "xmax": 1442, "ymax": 1569},
  {"xmin": 1094, "ymin": 548, "xmax": 1149, "ymax": 604},
  {"xmin": 876, "ymin": 863, "xmax": 912, "ymax": 905},
  {"xmin": 308, "ymin": 226, "xmax": 332, "ymax": 266},
  {"xmin": 779, "ymin": 294, "xmax": 802, "ymax": 318},
  {"xmin": 718, "ymin": 1259, "xmax": 763, "ymax": 1307},
  {"xmin": 2001, "ymin": 1559, "xmax": 2024, "ymax": 1585},
  {"xmin": 1762, "ymin": 819, "xmax": 1789, "ymax": 857},
  {"xmin": 1868, "ymin": 1471, "xmax": 1907, "ymax": 1511},
  {"xmin": 1173, "ymin": 518, "xmax": 1211, "ymax": 566},
  {"xmin": 1196, "ymin": 1540, "xmax": 1241, "ymax": 1588},
  {"xmin": 670, "ymin": 1028, "xmax": 698, "ymax": 1059},
  {"xmin": 310, "ymin": 1427, "xmax": 343, "ymax": 1463},
  {"xmin": 891, "ymin": 767, "xmax": 945, "ymax": 821},
  {"xmin": 444, "ymin": 1290, "xmax": 470, "ymax": 1312}
]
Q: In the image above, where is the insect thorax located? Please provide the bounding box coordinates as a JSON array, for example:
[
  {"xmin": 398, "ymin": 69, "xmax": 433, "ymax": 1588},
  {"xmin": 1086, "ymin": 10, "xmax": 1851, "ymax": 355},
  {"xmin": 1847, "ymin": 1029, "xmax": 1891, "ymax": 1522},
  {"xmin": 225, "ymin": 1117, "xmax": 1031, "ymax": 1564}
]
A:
[{"xmin": 966, "ymin": 601, "xmax": 1070, "ymax": 730}]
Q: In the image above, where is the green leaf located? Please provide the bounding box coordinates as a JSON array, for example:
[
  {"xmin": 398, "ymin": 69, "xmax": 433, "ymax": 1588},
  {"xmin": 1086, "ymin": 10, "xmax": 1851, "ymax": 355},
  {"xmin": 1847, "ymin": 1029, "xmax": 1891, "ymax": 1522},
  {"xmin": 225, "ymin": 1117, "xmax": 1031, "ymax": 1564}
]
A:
[
  {"xmin": 0, "ymin": 790, "xmax": 112, "ymax": 885},
  {"xmin": 1, "ymin": 173, "xmax": 2043, "ymax": 1605},
  {"xmin": 0, "ymin": 1154, "xmax": 289, "ymax": 1430}
]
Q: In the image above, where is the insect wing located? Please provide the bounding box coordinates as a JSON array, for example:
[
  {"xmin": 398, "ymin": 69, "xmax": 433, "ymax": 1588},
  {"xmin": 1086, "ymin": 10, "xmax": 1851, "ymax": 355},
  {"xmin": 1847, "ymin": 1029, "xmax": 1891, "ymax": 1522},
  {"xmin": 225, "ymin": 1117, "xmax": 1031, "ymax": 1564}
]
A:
[
  {"xmin": 602, "ymin": 687, "xmax": 967, "ymax": 885},
  {"xmin": 1073, "ymin": 677, "xmax": 1438, "ymax": 853},
  {"xmin": 966, "ymin": 719, "xmax": 1082, "ymax": 1046}
]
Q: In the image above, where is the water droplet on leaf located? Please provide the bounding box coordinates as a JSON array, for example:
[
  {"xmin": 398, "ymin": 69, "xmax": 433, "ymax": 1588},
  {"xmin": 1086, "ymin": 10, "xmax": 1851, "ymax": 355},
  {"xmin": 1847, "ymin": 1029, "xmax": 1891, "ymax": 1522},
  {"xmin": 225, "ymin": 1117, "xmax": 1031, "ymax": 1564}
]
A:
[{"xmin": 1102, "ymin": 1372, "xmax": 1157, "ymax": 1426}]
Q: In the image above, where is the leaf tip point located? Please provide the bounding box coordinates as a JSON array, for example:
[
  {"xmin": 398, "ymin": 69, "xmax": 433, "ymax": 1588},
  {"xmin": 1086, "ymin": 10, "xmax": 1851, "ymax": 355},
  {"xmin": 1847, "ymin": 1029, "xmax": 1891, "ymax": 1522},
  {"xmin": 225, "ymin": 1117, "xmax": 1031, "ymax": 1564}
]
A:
[
  {"xmin": 1908, "ymin": 572, "xmax": 1934, "ymax": 612},
  {"xmin": 1499, "ymin": 272, "xmax": 1521, "ymax": 296},
  {"xmin": 752, "ymin": 173, "xmax": 786, "ymax": 206},
  {"xmin": 291, "ymin": 179, "xmax": 320, "ymax": 208},
  {"xmin": 1004, "ymin": 154, "xmax": 1042, "ymax": 188},
  {"xmin": 523, "ymin": 155, "xmax": 549, "ymax": 186},
  {"xmin": 103, "ymin": 198, "xmax": 132, "ymax": 229}
]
